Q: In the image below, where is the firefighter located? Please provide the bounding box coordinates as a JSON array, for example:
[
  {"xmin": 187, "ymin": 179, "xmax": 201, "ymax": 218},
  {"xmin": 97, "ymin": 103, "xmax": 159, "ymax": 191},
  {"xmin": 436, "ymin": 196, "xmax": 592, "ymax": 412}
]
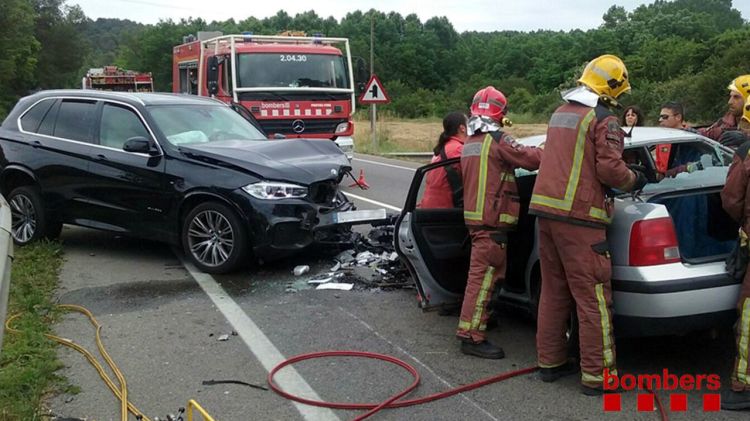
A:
[
  {"xmin": 457, "ymin": 86, "xmax": 543, "ymax": 358},
  {"xmin": 700, "ymin": 74, "xmax": 750, "ymax": 142},
  {"xmin": 529, "ymin": 55, "xmax": 648, "ymax": 394},
  {"xmin": 720, "ymin": 96, "xmax": 750, "ymax": 410}
]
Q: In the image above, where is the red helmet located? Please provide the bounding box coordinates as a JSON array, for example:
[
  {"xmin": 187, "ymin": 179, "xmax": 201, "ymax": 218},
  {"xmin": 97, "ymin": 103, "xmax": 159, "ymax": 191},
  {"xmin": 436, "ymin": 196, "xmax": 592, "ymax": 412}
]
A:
[{"xmin": 470, "ymin": 86, "xmax": 508, "ymax": 122}]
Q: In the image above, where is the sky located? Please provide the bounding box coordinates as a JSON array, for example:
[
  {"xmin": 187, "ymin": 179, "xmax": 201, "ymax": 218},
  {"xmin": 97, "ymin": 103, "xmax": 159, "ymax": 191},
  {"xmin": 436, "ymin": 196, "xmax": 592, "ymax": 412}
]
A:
[{"xmin": 69, "ymin": 0, "xmax": 750, "ymax": 33}]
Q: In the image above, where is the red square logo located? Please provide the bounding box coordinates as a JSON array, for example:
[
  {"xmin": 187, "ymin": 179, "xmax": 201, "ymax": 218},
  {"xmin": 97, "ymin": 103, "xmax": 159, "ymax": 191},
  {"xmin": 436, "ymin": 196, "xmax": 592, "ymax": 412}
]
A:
[
  {"xmin": 637, "ymin": 393, "xmax": 655, "ymax": 412},
  {"xmin": 670, "ymin": 393, "xmax": 688, "ymax": 412},
  {"xmin": 603, "ymin": 394, "xmax": 622, "ymax": 412},
  {"xmin": 703, "ymin": 394, "xmax": 721, "ymax": 412}
]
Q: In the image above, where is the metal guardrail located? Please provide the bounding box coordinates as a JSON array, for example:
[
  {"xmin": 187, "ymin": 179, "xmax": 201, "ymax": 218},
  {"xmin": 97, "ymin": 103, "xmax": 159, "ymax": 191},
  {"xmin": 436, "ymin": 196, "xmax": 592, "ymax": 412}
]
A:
[{"xmin": 0, "ymin": 194, "xmax": 14, "ymax": 353}]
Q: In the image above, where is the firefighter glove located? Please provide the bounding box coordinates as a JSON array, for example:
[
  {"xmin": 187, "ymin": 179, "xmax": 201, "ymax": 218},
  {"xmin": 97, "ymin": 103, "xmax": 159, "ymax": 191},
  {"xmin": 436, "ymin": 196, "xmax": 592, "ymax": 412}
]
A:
[
  {"xmin": 719, "ymin": 130, "xmax": 748, "ymax": 149},
  {"xmin": 630, "ymin": 167, "xmax": 648, "ymax": 192}
]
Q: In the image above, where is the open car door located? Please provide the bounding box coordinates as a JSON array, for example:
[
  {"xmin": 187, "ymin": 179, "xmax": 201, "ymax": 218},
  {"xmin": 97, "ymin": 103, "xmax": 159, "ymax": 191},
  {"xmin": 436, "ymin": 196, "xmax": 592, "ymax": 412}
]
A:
[{"xmin": 395, "ymin": 158, "xmax": 469, "ymax": 309}]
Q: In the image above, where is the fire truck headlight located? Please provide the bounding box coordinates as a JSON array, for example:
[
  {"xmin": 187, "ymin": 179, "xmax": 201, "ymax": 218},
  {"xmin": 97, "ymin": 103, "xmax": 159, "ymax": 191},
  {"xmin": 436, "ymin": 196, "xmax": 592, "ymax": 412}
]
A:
[
  {"xmin": 242, "ymin": 182, "xmax": 308, "ymax": 200},
  {"xmin": 335, "ymin": 122, "xmax": 349, "ymax": 134}
]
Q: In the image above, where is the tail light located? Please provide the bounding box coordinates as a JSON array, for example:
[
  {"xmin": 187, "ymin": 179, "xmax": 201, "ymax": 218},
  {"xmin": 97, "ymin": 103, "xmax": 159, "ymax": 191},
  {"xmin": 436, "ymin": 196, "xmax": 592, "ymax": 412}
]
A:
[{"xmin": 629, "ymin": 217, "xmax": 681, "ymax": 266}]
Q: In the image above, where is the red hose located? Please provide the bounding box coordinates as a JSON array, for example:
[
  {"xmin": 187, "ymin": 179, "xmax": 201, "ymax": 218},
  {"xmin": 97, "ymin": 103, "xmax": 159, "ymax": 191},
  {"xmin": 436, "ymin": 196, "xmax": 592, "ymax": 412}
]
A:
[{"xmin": 267, "ymin": 350, "xmax": 538, "ymax": 420}]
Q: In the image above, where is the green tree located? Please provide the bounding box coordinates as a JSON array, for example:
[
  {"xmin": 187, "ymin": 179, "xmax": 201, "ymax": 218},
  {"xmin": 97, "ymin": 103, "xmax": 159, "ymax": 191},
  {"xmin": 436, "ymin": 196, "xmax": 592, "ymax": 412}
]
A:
[{"xmin": 0, "ymin": 0, "xmax": 39, "ymax": 118}]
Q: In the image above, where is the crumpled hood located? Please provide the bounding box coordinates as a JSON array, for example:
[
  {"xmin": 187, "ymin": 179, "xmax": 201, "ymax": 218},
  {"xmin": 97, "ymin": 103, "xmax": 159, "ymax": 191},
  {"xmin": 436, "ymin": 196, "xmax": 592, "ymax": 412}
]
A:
[{"xmin": 179, "ymin": 139, "xmax": 351, "ymax": 185}]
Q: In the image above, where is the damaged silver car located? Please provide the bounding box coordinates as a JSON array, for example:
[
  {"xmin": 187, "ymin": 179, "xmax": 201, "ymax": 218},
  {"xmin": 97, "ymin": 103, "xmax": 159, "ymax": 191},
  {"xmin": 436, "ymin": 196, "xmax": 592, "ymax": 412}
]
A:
[{"xmin": 396, "ymin": 127, "xmax": 740, "ymax": 337}]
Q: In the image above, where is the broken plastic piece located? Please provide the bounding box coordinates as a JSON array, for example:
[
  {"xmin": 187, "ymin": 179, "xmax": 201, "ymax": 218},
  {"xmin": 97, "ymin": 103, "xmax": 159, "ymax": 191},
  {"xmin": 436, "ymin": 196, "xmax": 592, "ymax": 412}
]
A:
[
  {"xmin": 217, "ymin": 334, "xmax": 230, "ymax": 341},
  {"xmin": 316, "ymin": 283, "xmax": 354, "ymax": 291},
  {"xmin": 330, "ymin": 261, "xmax": 341, "ymax": 272},
  {"xmin": 308, "ymin": 273, "xmax": 333, "ymax": 284},
  {"xmin": 293, "ymin": 265, "xmax": 310, "ymax": 276}
]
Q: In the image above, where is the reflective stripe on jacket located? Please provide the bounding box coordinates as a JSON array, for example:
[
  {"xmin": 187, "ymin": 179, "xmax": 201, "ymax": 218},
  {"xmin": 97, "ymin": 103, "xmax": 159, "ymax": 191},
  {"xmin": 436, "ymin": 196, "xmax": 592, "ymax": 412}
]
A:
[
  {"xmin": 461, "ymin": 130, "xmax": 542, "ymax": 230},
  {"xmin": 529, "ymin": 102, "xmax": 635, "ymax": 227}
]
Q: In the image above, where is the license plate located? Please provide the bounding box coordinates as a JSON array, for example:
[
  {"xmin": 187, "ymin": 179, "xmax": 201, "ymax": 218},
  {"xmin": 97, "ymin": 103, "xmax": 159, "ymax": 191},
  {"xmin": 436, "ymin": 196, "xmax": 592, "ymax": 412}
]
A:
[{"xmin": 334, "ymin": 209, "xmax": 387, "ymax": 224}]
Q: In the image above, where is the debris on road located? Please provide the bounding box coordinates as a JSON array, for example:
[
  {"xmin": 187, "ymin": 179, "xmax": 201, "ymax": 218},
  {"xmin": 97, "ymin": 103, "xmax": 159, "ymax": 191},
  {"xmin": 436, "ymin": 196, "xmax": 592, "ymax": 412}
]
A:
[
  {"xmin": 316, "ymin": 283, "xmax": 354, "ymax": 291},
  {"xmin": 202, "ymin": 379, "xmax": 268, "ymax": 391},
  {"xmin": 293, "ymin": 265, "xmax": 310, "ymax": 276},
  {"xmin": 217, "ymin": 334, "xmax": 230, "ymax": 341}
]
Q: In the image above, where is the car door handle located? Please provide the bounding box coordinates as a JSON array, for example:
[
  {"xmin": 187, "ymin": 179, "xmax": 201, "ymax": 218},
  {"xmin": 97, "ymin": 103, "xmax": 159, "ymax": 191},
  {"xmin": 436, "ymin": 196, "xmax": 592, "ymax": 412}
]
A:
[
  {"xmin": 30, "ymin": 140, "xmax": 42, "ymax": 148},
  {"xmin": 95, "ymin": 154, "xmax": 108, "ymax": 161}
]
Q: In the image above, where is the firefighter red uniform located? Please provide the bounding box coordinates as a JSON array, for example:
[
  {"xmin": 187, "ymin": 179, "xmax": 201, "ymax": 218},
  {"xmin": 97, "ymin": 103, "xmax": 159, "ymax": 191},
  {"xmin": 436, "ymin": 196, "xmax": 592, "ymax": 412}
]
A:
[
  {"xmin": 699, "ymin": 112, "xmax": 738, "ymax": 142},
  {"xmin": 529, "ymin": 55, "xmax": 646, "ymax": 393},
  {"xmin": 457, "ymin": 87, "xmax": 542, "ymax": 358},
  {"xmin": 719, "ymin": 100, "xmax": 750, "ymax": 409},
  {"xmin": 420, "ymin": 135, "xmax": 465, "ymax": 208}
]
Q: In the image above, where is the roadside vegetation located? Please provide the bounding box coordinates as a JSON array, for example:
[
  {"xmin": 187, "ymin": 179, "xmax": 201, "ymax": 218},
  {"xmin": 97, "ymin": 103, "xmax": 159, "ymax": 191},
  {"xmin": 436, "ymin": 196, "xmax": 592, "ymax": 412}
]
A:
[
  {"xmin": 0, "ymin": 241, "xmax": 71, "ymax": 421},
  {"xmin": 353, "ymin": 114, "xmax": 548, "ymax": 155}
]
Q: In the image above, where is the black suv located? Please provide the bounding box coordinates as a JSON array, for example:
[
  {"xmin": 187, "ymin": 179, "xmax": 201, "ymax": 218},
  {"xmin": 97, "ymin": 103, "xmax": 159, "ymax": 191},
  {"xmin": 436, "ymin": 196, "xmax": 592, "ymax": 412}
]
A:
[{"xmin": 0, "ymin": 90, "xmax": 373, "ymax": 273}]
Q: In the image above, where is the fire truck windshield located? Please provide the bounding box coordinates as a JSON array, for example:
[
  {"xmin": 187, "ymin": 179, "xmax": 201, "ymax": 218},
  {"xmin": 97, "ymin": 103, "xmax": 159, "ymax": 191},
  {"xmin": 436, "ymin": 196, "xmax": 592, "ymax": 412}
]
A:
[{"xmin": 237, "ymin": 53, "xmax": 350, "ymax": 90}]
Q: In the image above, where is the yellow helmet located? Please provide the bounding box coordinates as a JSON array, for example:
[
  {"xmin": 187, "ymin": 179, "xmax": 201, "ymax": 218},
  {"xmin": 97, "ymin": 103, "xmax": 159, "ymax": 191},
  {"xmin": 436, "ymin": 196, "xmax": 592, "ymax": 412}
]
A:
[
  {"xmin": 728, "ymin": 75, "xmax": 750, "ymax": 101},
  {"xmin": 577, "ymin": 54, "xmax": 631, "ymax": 99},
  {"xmin": 743, "ymin": 96, "xmax": 750, "ymax": 124}
]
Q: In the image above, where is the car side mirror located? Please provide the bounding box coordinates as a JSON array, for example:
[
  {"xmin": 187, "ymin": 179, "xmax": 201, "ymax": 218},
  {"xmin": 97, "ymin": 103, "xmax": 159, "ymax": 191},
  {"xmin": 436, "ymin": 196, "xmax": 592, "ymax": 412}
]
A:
[
  {"xmin": 123, "ymin": 136, "xmax": 158, "ymax": 155},
  {"xmin": 207, "ymin": 56, "xmax": 219, "ymax": 96}
]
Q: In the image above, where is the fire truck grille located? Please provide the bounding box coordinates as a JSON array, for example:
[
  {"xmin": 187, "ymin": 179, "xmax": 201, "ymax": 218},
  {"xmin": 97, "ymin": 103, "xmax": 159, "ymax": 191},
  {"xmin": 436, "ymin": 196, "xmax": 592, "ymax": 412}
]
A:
[{"xmin": 258, "ymin": 119, "xmax": 345, "ymax": 135}]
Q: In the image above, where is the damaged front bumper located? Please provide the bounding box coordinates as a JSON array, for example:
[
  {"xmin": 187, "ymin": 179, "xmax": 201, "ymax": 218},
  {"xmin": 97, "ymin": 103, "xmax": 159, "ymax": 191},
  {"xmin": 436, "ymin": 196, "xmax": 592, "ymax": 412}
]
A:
[{"xmin": 229, "ymin": 187, "xmax": 391, "ymax": 261}]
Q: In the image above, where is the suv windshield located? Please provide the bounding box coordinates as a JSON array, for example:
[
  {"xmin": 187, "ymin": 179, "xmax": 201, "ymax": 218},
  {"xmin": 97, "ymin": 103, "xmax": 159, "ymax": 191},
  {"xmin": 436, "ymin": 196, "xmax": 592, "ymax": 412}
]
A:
[
  {"xmin": 237, "ymin": 53, "xmax": 350, "ymax": 89},
  {"xmin": 149, "ymin": 105, "xmax": 266, "ymax": 146}
]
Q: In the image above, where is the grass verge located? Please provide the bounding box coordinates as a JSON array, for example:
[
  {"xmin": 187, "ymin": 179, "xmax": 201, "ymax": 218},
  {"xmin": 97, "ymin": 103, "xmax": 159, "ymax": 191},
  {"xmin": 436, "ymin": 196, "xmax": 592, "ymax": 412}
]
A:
[{"xmin": 0, "ymin": 241, "xmax": 69, "ymax": 421}]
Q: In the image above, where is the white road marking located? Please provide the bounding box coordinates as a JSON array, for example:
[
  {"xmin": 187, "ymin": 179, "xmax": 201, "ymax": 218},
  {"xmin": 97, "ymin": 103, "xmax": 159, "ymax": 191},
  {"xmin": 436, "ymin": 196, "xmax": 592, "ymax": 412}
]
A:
[
  {"xmin": 182, "ymin": 259, "xmax": 339, "ymax": 421},
  {"xmin": 343, "ymin": 191, "xmax": 402, "ymax": 212},
  {"xmin": 339, "ymin": 308, "xmax": 501, "ymax": 421},
  {"xmin": 353, "ymin": 157, "xmax": 417, "ymax": 172}
]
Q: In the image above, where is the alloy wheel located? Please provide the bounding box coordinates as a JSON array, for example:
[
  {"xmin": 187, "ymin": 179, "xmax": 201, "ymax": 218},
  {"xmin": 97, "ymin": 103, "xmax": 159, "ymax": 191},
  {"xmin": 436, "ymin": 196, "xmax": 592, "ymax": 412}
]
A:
[
  {"xmin": 10, "ymin": 194, "xmax": 37, "ymax": 243},
  {"xmin": 187, "ymin": 210, "xmax": 235, "ymax": 268}
]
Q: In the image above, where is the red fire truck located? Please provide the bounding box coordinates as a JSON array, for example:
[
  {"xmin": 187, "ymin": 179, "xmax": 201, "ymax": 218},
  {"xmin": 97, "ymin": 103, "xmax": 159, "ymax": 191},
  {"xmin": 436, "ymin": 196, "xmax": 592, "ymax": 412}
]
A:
[
  {"xmin": 82, "ymin": 66, "xmax": 154, "ymax": 92},
  {"xmin": 172, "ymin": 31, "xmax": 356, "ymax": 159}
]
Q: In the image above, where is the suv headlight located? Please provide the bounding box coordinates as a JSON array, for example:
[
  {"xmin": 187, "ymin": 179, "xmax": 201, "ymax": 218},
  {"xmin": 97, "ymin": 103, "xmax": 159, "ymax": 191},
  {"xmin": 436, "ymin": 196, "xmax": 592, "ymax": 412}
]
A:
[
  {"xmin": 242, "ymin": 181, "xmax": 308, "ymax": 200},
  {"xmin": 335, "ymin": 122, "xmax": 349, "ymax": 133}
]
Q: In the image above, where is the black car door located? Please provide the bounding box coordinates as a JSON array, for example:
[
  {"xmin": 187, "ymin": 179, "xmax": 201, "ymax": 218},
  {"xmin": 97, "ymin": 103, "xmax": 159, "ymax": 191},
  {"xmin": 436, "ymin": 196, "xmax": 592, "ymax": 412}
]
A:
[
  {"xmin": 395, "ymin": 158, "xmax": 469, "ymax": 309},
  {"xmin": 84, "ymin": 101, "xmax": 170, "ymax": 240},
  {"xmin": 17, "ymin": 97, "xmax": 101, "ymax": 221}
]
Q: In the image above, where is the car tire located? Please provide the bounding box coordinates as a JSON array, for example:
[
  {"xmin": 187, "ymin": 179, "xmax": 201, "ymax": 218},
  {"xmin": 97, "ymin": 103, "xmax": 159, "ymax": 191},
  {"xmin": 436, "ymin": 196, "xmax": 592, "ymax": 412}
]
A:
[
  {"xmin": 182, "ymin": 201, "xmax": 248, "ymax": 274},
  {"xmin": 8, "ymin": 186, "xmax": 51, "ymax": 246}
]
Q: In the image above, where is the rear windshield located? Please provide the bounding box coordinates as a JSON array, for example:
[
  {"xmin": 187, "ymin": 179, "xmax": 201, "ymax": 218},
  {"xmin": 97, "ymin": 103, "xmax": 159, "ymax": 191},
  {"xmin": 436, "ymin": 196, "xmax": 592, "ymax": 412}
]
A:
[
  {"xmin": 148, "ymin": 105, "xmax": 266, "ymax": 146},
  {"xmin": 629, "ymin": 140, "xmax": 730, "ymax": 195}
]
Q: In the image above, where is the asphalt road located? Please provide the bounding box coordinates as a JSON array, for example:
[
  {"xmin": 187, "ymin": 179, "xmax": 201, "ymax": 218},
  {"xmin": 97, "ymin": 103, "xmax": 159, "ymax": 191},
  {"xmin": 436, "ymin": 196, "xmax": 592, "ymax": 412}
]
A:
[{"xmin": 47, "ymin": 153, "xmax": 746, "ymax": 421}]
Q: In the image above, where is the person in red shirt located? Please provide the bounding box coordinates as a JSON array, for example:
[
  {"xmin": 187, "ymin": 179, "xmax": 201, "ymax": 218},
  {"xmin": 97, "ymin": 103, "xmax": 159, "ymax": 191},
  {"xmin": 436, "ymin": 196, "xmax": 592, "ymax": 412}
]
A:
[{"xmin": 419, "ymin": 112, "xmax": 468, "ymax": 209}]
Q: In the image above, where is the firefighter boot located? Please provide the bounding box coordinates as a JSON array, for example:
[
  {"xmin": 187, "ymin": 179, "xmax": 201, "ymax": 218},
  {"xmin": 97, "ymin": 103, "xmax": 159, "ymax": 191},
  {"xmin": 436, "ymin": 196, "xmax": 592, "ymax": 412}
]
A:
[
  {"xmin": 721, "ymin": 389, "xmax": 750, "ymax": 410},
  {"xmin": 460, "ymin": 340, "xmax": 505, "ymax": 359},
  {"xmin": 540, "ymin": 360, "xmax": 579, "ymax": 383}
]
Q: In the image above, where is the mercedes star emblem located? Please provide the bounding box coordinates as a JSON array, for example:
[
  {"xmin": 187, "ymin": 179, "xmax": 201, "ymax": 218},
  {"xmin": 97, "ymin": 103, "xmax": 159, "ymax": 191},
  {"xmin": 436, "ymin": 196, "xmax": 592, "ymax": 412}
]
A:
[{"xmin": 292, "ymin": 119, "xmax": 305, "ymax": 133}]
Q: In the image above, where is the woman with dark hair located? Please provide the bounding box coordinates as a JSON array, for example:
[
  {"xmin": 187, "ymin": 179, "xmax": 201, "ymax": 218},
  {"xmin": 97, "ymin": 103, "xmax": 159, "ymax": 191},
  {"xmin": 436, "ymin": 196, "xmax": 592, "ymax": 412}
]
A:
[
  {"xmin": 419, "ymin": 111, "xmax": 468, "ymax": 208},
  {"xmin": 621, "ymin": 105, "xmax": 644, "ymax": 128}
]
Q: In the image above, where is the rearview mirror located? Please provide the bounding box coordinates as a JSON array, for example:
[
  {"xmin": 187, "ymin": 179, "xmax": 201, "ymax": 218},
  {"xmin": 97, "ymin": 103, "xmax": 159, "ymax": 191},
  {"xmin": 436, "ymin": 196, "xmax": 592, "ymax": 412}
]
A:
[
  {"xmin": 354, "ymin": 57, "xmax": 368, "ymax": 94},
  {"xmin": 207, "ymin": 56, "xmax": 219, "ymax": 96},
  {"xmin": 123, "ymin": 136, "xmax": 158, "ymax": 155}
]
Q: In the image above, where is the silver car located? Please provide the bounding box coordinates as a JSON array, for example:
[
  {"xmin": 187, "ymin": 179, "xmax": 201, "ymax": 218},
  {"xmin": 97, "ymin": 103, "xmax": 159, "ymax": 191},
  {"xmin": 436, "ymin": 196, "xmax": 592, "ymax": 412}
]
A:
[{"xmin": 395, "ymin": 127, "xmax": 740, "ymax": 337}]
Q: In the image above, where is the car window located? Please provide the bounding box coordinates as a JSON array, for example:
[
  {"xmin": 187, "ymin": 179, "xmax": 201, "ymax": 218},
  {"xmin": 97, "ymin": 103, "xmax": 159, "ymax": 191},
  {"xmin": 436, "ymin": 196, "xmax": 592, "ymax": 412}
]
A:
[
  {"xmin": 148, "ymin": 104, "xmax": 266, "ymax": 146},
  {"xmin": 19, "ymin": 99, "xmax": 55, "ymax": 133},
  {"xmin": 99, "ymin": 103, "xmax": 150, "ymax": 150},
  {"xmin": 640, "ymin": 140, "xmax": 729, "ymax": 194},
  {"xmin": 53, "ymin": 99, "xmax": 97, "ymax": 143}
]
